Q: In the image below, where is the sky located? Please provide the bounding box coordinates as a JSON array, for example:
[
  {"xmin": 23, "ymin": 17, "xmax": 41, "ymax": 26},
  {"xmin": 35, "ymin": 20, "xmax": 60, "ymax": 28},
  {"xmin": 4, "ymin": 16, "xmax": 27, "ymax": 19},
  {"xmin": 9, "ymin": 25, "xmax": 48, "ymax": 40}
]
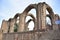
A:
[
  {"xmin": 55, "ymin": 20, "xmax": 60, "ymax": 24},
  {"xmin": 0, "ymin": 0, "xmax": 60, "ymax": 30}
]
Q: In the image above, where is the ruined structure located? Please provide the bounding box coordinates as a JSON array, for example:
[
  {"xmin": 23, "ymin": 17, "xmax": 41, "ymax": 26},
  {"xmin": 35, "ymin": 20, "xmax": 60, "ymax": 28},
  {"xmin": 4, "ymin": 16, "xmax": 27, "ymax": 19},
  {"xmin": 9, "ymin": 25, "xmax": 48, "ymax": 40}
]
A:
[{"xmin": 0, "ymin": 2, "xmax": 60, "ymax": 40}]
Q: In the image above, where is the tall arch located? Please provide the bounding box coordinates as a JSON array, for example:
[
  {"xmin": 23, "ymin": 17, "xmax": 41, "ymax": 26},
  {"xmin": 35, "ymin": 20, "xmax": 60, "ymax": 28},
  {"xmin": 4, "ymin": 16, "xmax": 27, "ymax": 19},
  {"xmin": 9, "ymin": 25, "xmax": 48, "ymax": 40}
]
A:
[
  {"xmin": 8, "ymin": 18, "xmax": 17, "ymax": 33},
  {"xmin": 24, "ymin": 13, "xmax": 37, "ymax": 31},
  {"xmin": 46, "ymin": 14, "xmax": 53, "ymax": 30},
  {"xmin": 18, "ymin": 2, "xmax": 55, "ymax": 32},
  {"xmin": 14, "ymin": 13, "xmax": 20, "ymax": 32},
  {"xmin": 45, "ymin": 3, "xmax": 56, "ymax": 30},
  {"xmin": 36, "ymin": 2, "xmax": 55, "ymax": 30},
  {"xmin": 18, "ymin": 4, "xmax": 37, "ymax": 32},
  {"xmin": 26, "ymin": 13, "xmax": 37, "ymax": 30}
]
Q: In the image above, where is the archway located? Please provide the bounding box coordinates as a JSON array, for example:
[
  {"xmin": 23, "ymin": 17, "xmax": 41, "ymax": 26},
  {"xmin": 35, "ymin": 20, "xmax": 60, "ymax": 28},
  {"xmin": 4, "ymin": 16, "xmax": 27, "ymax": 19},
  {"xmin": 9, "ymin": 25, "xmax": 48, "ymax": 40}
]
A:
[
  {"xmin": 18, "ymin": 4, "xmax": 37, "ymax": 32},
  {"xmin": 46, "ymin": 14, "xmax": 52, "ymax": 30},
  {"xmin": 46, "ymin": 3, "xmax": 55, "ymax": 30},
  {"xmin": 18, "ymin": 2, "xmax": 55, "ymax": 32},
  {"xmin": 36, "ymin": 2, "xmax": 55, "ymax": 30},
  {"xmin": 14, "ymin": 13, "xmax": 20, "ymax": 32},
  {"xmin": 25, "ymin": 19, "xmax": 34, "ymax": 31}
]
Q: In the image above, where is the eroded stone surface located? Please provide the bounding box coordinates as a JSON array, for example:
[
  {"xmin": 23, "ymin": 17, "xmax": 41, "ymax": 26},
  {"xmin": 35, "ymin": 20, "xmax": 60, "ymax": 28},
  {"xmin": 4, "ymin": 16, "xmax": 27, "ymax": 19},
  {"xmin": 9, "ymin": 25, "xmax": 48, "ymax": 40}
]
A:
[{"xmin": 0, "ymin": 2, "xmax": 60, "ymax": 40}]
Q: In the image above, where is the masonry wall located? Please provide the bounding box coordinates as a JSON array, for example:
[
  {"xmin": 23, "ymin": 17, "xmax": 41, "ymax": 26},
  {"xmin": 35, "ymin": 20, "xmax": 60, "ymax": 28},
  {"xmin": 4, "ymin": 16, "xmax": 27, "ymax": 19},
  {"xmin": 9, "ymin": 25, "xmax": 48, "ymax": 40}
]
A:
[
  {"xmin": 1, "ymin": 20, "xmax": 9, "ymax": 33},
  {"xmin": 2, "ymin": 30, "xmax": 60, "ymax": 40},
  {"xmin": 1, "ymin": 2, "xmax": 60, "ymax": 40}
]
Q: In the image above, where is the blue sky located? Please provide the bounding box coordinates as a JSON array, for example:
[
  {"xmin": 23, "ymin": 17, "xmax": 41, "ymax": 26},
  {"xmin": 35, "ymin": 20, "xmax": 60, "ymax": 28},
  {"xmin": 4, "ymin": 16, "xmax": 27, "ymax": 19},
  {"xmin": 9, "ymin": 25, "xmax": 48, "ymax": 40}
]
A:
[{"xmin": 0, "ymin": 0, "xmax": 60, "ymax": 29}]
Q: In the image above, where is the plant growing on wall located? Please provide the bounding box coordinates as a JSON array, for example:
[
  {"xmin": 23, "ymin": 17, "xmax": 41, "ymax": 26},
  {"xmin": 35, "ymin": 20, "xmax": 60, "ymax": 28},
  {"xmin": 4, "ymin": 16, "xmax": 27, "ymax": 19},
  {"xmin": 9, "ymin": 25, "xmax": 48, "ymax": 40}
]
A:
[{"xmin": 14, "ymin": 23, "xmax": 18, "ymax": 32}]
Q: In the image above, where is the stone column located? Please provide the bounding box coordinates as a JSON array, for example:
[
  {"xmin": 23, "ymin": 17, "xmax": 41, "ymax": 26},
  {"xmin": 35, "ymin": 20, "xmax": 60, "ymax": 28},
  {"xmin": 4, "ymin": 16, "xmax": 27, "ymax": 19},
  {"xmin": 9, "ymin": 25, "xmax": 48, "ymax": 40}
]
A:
[
  {"xmin": 9, "ymin": 18, "xmax": 16, "ymax": 33},
  {"xmin": 25, "ymin": 23, "xmax": 29, "ymax": 31},
  {"xmin": 36, "ymin": 3, "xmax": 46, "ymax": 30},
  {"xmin": 1, "ymin": 20, "xmax": 9, "ymax": 33},
  {"xmin": 33, "ymin": 19, "xmax": 37, "ymax": 30},
  {"xmin": 18, "ymin": 14, "xmax": 25, "ymax": 32},
  {"xmin": 53, "ymin": 14, "xmax": 59, "ymax": 30}
]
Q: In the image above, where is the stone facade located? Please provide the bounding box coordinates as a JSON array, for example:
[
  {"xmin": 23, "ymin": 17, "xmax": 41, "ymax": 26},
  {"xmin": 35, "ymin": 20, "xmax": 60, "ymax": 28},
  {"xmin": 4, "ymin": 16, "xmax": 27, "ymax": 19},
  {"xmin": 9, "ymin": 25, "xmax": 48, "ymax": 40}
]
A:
[
  {"xmin": 1, "ymin": 20, "xmax": 9, "ymax": 33},
  {"xmin": 0, "ymin": 2, "xmax": 60, "ymax": 40}
]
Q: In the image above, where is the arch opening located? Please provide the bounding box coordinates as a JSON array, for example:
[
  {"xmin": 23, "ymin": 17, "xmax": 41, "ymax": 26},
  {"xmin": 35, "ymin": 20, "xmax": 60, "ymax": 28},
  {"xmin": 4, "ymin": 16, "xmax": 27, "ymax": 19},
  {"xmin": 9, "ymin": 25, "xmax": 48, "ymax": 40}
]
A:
[
  {"xmin": 17, "ymin": 4, "xmax": 37, "ymax": 32},
  {"xmin": 45, "ymin": 4, "xmax": 55, "ymax": 30},
  {"xmin": 16, "ymin": 17, "xmax": 19, "ymax": 24},
  {"xmin": 46, "ymin": 15, "xmax": 52, "ymax": 30},
  {"xmin": 28, "ymin": 21, "xmax": 34, "ymax": 31},
  {"xmin": 25, "ymin": 9, "xmax": 36, "ymax": 31},
  {"xmin": 14, "ymin": 14, "xmax": 20, "ymax": 32}
]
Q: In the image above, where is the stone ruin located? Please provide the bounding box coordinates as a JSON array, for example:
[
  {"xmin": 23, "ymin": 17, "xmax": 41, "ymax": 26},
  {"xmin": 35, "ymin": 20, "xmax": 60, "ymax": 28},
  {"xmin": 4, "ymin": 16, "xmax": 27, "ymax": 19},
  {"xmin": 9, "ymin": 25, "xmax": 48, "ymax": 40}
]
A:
[{"xmin": 0, "ymin": 2, "xmax": 60, "ymax": 40}]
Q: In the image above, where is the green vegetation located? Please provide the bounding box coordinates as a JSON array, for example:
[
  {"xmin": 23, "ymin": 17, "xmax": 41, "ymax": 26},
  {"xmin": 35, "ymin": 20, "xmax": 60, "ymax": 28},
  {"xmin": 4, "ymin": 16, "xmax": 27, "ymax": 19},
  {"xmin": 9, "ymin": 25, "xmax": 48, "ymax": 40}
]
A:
[{"xmin": 14, "ymin": 23, "xmax": 18, "ymax": 32}]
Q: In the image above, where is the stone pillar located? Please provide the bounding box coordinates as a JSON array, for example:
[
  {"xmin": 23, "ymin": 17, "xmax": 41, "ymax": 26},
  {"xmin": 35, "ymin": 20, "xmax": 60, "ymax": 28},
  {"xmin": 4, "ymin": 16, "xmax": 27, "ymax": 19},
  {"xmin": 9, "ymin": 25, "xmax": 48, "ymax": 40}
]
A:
[
  {"xmin": 18, "ymin": 14, "xmax": 25, "ymax": 32},
  {"xmin": 25, "ymin": 23, "xmax": 29, "ymax": 31},
  {"xmin": 9, "ymin": 18, "xmax": 16, "ymax": 33},
  {"xmin": 1, "ymin": 20, "xmax": 9, "ymax": 33},
  {"xmin": 36, "ymin": 3, "xmax": 46, "ymax": 30},
  {"xmin": 33, "ymin": 19, "xmax": 37, "ymax": 30},
  {"xmin": 53, "ymin": 14, "xmax": 59, "ymax": 30}
]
